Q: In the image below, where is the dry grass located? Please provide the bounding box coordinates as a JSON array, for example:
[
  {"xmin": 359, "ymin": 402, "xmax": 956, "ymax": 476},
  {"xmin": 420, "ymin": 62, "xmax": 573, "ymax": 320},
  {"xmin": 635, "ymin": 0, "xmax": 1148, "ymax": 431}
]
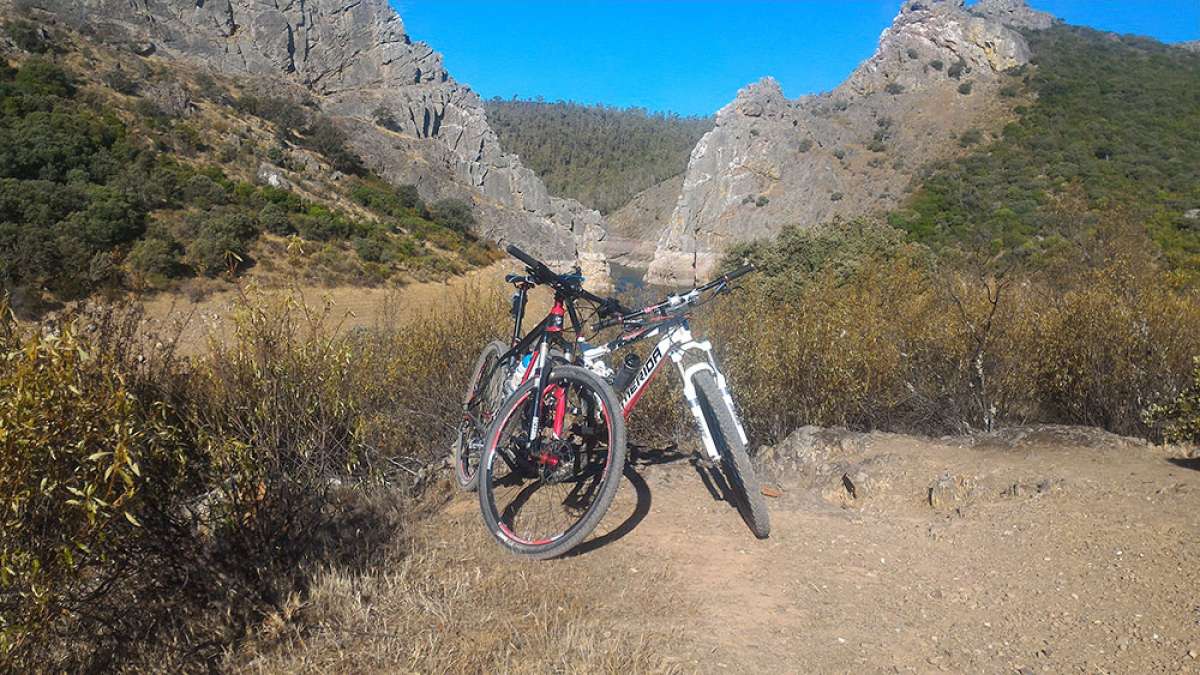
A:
[{"xmin": 229, "ymin": 484, "xmax": 681, "ymax": 674}]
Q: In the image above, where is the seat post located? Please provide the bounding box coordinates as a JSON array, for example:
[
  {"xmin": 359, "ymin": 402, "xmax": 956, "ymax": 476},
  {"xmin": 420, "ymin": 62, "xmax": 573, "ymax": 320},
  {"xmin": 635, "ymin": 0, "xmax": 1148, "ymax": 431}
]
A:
[{"xmin": 511, "ymin": 283, "xmax": 529, "ymax": 346}]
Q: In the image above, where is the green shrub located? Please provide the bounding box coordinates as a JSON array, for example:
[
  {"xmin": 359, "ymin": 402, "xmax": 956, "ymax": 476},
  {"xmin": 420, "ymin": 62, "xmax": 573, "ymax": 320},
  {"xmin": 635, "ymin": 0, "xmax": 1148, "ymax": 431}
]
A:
[
  {"xmin": 1145, "ymin": 357, "xmax": 1200, "ymax": 444},
  {"xmin": 185, "ymin": 210, "xmax": 258, "ymax": 276},
  {"xmin": 126, "ymin": 236, "xmax": 178, "ymax": 278},
  {"xmin": 4, "ymin": 20, "xmax": 51, "ymax": 54},
  {"xmin": 959, "ymin": 128, "xmax": 983, "ymax": 147},
  {"xmin": 428, "ymin": 198, "xmax": 475, "ymax": 234},
  {"xmin": 101, "ymin": 67, "xmax": 139, "ymax": 95},
  {"xmin": 884, "ymin": 82, "xmax": 905, "ymax": 95},
  {"xmin": 929, "ymin": 59, "xmax": 944, "ymax": 71},
  {"xmin": 0, "ymin": 318, "xmax": 188, "ymax": 664},
  {"xmin": 957, "ymin": 81, "xmax": 974, "ymax": 95},
  {"xmin": 303, "ymin": 116, "xmax": 364, "ymax": 176},
  {"xmin": 181, "ymin": 174, "xmax": 228, "ymax": 208},
  {"xmin": 353, "ymin": 232, "xmax": 393, "ymax": 263},
  {"xmin": 258, "ymin": 202, "xmax": 293, "ymax": 235},
  {"xmin": 351, "ymin": 180, "xmax": 423, "ymax": 217}
]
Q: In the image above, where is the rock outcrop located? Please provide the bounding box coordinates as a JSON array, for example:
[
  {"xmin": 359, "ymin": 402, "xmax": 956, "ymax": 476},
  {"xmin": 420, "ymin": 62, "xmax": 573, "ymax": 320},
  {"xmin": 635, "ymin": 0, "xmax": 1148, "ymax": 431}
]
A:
[
  {"xmin": 971, "ymin": 0, "xmax": 1057, "ymax": 30},
  {"xmin": 645, "ymin": 0, "xmax": 1053, "ymax": 285},
  {"xmin": 15, "ymin": 0, "xmax": 608, "ymax": 280}
]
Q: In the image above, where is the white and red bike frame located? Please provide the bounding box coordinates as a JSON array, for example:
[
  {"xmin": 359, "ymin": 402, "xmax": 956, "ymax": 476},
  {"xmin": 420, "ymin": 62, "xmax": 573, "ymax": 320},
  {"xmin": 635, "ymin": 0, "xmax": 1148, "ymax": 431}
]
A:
[{"xmin": 580, "ymin": 294, "xmax": 750, "ymax": 464}]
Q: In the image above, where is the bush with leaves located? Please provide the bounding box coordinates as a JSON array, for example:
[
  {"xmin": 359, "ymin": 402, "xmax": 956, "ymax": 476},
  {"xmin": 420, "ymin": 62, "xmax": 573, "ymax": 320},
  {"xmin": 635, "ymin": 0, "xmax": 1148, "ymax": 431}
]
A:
[
  {"xmin": 428, "ymin": 198, "xmax": 476, "ymax": 234},
  {"xmin": 1145, "ymin": 358, "xmax": 1200, "ymax": 445},
  {"xmin": 184, "ymin": 209, "xmax": 258, "ymax": 276},
  {"xmin": 709, "ymin": 218, "xmax": 1200, "ymax": 443},
  {"xmin": 0, "ymin": 309, "xmax": 190, "ymax": 664}
]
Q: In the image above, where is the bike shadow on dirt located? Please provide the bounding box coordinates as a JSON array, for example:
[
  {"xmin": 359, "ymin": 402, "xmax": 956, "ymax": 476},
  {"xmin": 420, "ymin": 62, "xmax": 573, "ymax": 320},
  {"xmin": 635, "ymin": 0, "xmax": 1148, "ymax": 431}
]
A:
[
  {"xmin": 1168, "ymin": 456, "xmax": 1200, "ymax": 472},
  {"xmin": 564, "ymin": 444, "xmax": 686, "ymax": 558}
]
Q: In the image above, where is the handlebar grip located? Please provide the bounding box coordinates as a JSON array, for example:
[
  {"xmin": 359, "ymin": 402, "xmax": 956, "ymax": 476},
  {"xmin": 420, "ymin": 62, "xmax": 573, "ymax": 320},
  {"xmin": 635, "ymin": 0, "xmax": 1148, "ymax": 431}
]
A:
[
  {"xmin": 596, "ymin": 297, "xmax": 633, "ymax": 318},
  {"xmin": 722, "ymin": 263, "xmax": 756, "ymax": 282},
  {"xmin": 505, "ymin": 244, "xmax": 556, "ymax": 282},
  {"xmin": 505, "ymin": 244, "xmax": 540, "ymax": 269}
]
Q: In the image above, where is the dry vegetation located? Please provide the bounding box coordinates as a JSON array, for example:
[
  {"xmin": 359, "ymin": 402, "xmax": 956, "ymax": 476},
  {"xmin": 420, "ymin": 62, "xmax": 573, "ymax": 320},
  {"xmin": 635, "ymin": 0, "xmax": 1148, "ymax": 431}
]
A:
[
  {"xmin": 0, "ymin": 286, "xmax": 513, "ymax": 671},
  {"xmin": 708, "ymin": 216, "xmax": 1200, "ymax": 445},
  {"xmin": 4, "ymin": 212, "xmax": 1199, "ymax": 670},
  {"xmin": 229, "ymin": 491, "xmax": 678, "ymax": 674}
]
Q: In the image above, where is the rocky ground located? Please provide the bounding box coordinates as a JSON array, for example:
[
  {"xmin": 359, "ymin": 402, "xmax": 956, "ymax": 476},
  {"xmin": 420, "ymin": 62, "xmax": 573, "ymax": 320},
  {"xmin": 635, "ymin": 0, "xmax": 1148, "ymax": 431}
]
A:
[{"xmin": 242, "ymin": 424, "xmax": 1200, "ymax": 673}]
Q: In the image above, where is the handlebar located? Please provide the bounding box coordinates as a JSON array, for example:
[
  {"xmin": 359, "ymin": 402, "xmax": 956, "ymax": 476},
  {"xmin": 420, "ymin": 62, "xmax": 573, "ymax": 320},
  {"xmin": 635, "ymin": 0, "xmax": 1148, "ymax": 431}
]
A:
[
  {"xmin": 590, "ymin": 262, "xmax": 756, "ymax": 332},
  {"xmin": 506, "ymin": 244, "xmax": 558, "ymax": 286},
  {"xmin": 505, "ymin": 244, "xmax": 630, "ymax": 315}
]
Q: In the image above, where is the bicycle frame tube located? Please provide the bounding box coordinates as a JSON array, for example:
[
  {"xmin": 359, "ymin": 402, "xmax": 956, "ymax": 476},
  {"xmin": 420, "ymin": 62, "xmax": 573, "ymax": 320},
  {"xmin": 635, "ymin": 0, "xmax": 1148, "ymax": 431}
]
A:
[
  {"xmin": 582, "ymin": 320, "xmax": 749, "ymax": 462},
  {"xmin": 510, "ymin": 284, "xmax": 529, "ymax": 346}
]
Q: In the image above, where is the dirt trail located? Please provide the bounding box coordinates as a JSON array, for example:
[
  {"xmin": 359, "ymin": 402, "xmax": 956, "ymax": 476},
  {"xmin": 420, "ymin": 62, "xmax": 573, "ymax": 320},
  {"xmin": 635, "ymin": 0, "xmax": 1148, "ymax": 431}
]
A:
[{"xmin": 431, "ymin": 432, "xmax": 1200, "ymax": 673}]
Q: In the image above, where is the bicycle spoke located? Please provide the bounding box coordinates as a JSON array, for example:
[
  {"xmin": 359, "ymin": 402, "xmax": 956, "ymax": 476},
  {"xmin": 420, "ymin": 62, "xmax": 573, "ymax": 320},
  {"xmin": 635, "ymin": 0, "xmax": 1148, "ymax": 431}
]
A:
[{"xmin": 486, "ymin": 377, "xmax": 614, "ymax": 547}]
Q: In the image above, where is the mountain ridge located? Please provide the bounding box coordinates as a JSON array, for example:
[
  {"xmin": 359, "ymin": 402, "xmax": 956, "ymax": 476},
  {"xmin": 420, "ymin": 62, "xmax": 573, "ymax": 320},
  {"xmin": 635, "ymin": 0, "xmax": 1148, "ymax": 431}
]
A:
[{"xmin": 643, "ymin": 0, "xmax": 1053, "ymax": 284}]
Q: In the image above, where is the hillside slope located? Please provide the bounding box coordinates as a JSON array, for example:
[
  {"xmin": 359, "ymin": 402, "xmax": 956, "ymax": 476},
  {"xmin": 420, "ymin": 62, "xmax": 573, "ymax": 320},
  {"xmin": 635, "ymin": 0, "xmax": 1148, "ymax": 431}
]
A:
[
  {"xmin": 642, "ymin": 0, "xmax": 1046, "ymax": 284},
  {"xmin": 0, "ymin": 31, "xmax": 504, "ymax": 315},
  {"xmin": 892, "ymin": 25, "xmax": 1200, "ymax": 270},
  {"xmin": 484, "ymin": 99, "xmax": 710, "ymax": 215},
  {"xmin": 7, "ymin": 0, "xmax": 610, "ymax": 279},
  {"xmin": 637, "ymin": 0, "xmax": 1200, "ymax": 284}
]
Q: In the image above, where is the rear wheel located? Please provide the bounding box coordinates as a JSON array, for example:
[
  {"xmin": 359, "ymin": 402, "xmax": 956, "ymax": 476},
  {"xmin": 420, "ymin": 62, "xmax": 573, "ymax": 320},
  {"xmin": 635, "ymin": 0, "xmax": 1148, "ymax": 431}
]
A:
[
  {"xmin": 693, "ymin": 371, "xmax": 770, "ymax": 539},
  {"xmin": 454, "ymin": 340, "xmax": 509, "ymax": 491},
  {"xmin": 478, "ymin": 365, "xmax": 626, "ymax": 559}
]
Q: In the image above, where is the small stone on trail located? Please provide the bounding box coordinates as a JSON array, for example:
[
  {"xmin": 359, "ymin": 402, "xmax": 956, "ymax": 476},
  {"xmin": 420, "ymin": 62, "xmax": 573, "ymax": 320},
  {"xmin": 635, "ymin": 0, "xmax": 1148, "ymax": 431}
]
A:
[
  {"xmin": 929, "ymin": 473, "xmax": 973, "ymax": 509},
  {"xmin": 761, "ymin": 484, "xmax": 783, "ymax": 498}
]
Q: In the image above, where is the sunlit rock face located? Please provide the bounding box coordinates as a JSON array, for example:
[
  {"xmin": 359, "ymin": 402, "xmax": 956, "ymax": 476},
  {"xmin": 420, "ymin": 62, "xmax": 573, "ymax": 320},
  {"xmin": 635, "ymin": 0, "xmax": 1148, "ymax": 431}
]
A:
[{"xmin": 646, "ymin": 0, "xmax": 1051, "ymax": 286}]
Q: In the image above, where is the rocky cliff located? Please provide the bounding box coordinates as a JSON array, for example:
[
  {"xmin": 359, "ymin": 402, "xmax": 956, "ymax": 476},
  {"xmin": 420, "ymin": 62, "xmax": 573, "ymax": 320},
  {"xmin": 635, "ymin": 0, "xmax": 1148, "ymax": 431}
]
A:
[
  {"xmin": 644, "ymin": 0, "xmax": 1055, "ymax": 285},
  {"xmin": 12, "ymin": 0, "xmax": 608, "ymax": 280}
]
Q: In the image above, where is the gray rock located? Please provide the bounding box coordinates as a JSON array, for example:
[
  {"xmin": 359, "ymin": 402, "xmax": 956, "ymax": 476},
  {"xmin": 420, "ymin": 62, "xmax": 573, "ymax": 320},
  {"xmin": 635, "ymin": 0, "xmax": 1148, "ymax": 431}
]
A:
[
  {"xmin": 1178, "ymin": 41, "xmax": 1200, "ymax": 54},
  {"xmin": 645, "ymin": 0, "xmax": 1042, "ymax": 285},
  {"xmin": 143, "ymin": 80, "xmax": 194, "ymax": 118},
  {"xmin": 971, "ymin": 0, "xmax": 1057, "ymax": 30},
  {"xmin": 257, "ymin": 163, "xmax": 292, "ymax": 191}
]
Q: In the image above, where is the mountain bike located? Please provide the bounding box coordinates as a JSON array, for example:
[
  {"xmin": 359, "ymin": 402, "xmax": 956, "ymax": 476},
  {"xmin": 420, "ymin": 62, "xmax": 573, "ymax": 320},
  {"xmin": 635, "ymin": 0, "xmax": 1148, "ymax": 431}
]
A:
[
  {"xmin": 453, "ymin": 246, "xmax": 627, "ymax": 493},
  {"xmin": 470, "ymin": 247, "xmax": 638, "ymax": 559},
  {"xmin": 583, "ymin": 264, "xmax": 770, "ymax": 539},
  {"xmin": 476, "ymin": 251, "xmax": 767, "ymax": 559}
]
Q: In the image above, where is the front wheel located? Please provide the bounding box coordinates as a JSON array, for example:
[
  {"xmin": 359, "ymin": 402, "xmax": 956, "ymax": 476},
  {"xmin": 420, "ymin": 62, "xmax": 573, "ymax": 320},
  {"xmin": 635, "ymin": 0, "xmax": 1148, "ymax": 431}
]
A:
[
  {"xmin": 478, "ymin": 365, "xmax": 626, "ymax": 559},
  {"xmin": 693, "ymin": 371, "xmax": 770, "ymax": 539}
]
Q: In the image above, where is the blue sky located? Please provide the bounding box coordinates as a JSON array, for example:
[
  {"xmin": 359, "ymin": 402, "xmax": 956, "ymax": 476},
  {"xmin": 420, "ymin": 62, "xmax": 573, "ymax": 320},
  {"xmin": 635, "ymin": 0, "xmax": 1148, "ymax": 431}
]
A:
[{"xmin": 394, "ymin": 1, "xmax": 1200, "ymax": 116}]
